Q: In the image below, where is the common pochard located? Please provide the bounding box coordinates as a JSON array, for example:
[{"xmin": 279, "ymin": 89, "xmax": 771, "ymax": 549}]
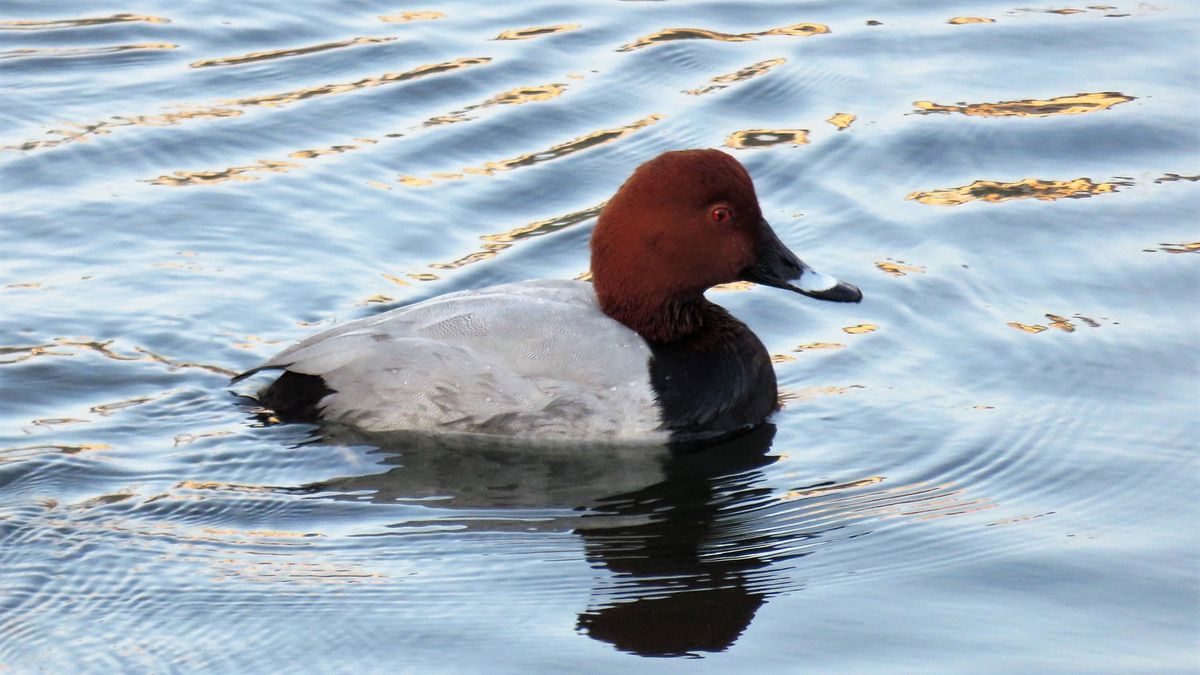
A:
[{"xmin": 234, "ymin": 149, "xmax": 862, "ymax": 442}]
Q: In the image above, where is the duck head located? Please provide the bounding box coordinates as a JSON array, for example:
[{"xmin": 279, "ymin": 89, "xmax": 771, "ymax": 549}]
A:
[{"xmin": 591, "ymin": 149, "xmax": 861, "ymax": 342}]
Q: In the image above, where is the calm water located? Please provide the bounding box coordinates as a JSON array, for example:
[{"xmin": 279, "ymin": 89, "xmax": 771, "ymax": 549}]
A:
[{"xmin": 2, "ymin": 0, "xmax": 1197, "ymax": 672}]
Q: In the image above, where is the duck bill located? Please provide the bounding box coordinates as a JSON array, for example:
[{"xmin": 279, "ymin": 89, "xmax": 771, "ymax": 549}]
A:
[{"xmin": 740, "ymin": 219, "xmax": 863, "ymax": 303}]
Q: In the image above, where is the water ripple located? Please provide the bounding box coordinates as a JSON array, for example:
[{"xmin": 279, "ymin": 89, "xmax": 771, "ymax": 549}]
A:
[
  {"xmin": 618, "ymin": 23, "xmax": 830, "ymax": 53},
  {"xmin": 2, "ymin": 0, "xmax": 1196, "ymax": 669},
  {"xmin": 144, "ymin": 80, "xmax": 572, "ymax": 187},
  {"xmin": 684, "ymin": 57, "xmax": 786, "ymax": 96},
  {"xmin": 725, "ymin": 128, "xmax": 809, "ymax": 150},
  {"xmin": 396, "ymin": 114, "xmax": 663, "ymax": 187},
  {"xmin": 494, "ymin": 24, "xmax": 581, "ymax": 41},
  {"xmin": 378, "ymin": 11, "xmax": 445, "ymax": 24},
  {"xmin": 4, "ymin": 57, "xmax": 491, "ymax": 153},
  {"xmin": 0, "ymin": 43, "xmax": 177, "ymax": 62},
  {"xmin": 189, "ymin": 36, "xmax": 397, "ymax": 69},
  {"xmin": 0, "ymin": 14, "xmax": 170, "ymax": 31},
  {"xmin": 907, "ymin": 177, "xmax": 1131, "ymax": 205},
  {"xmin": 913, "ymin": 92, "xmax": 1135, "ymax": 118}
]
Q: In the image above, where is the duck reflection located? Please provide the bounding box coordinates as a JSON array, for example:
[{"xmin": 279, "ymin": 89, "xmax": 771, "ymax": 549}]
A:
[
  {"xmin": 574, "ymin": 425, "xmax": 788, "ymax": 657},
  {"xmin": 302, "ymin": 424, "xmax": 815, "ymax": 657}
]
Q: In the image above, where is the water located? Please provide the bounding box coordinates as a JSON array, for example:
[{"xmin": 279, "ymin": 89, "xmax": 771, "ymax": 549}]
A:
[{"xmin": 2, "ymin": 0, "xmax": 1197, "ymax": 672}]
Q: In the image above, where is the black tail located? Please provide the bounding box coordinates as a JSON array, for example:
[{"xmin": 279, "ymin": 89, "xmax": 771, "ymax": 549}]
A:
[{"xmin": 257, "ymin": 371, "xmax": 335, "ymax": 421}]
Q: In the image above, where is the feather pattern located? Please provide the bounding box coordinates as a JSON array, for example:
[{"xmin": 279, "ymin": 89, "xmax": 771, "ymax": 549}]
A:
[{"xmin": 237, "ymin": 280, "xmax": 665, "ymax": 440}]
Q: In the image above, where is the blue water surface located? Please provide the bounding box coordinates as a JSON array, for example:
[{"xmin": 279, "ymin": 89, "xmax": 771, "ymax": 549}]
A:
[{"xmin": 1, "ymin": 1, "xmax": 1197, "ymax": 672}]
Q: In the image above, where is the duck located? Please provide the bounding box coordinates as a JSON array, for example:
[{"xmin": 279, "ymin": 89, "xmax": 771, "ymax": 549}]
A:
[{"xmin": 233, "ymin": 149, "xmax": 862, "ymax": 443}]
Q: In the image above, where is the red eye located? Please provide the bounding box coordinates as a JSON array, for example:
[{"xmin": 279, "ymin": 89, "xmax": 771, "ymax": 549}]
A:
[{"xmin": 711, "ymin": 207, "xmax": 732, "ymax": 223}]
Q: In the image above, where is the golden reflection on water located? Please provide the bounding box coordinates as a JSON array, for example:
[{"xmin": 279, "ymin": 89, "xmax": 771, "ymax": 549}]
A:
[
  {"xmin": 8, "ymin": 57, "xmax": 491, "ymax": 152},
  {"xmin": 226, "ymin": 57, "xmax": 491, "ymax": 108},
  {"xmin": 202, "ymin": 527, "xmax": 314, "ymax": 540},
  {"xmin": 1154, "ymin": 173, "xmax": 1200, "ymax": 184},
  {"xmin": 842, "ymin": 324, "xmax": 877, "ymax": 334},
  {"xmin": 618, "ymin": 22, "xmax": 829, "ymax": 52},
  {"xmin": 1045, "ymin": 314, "xmax": 1079, "ymax": 332},
  {"xmin": 794, "ymin": 342, "xmax": 846, "ymax": 351},
  {"xmin": 379, "ymin": 11, "xmax": 445, "ymax": 23},
  {"xmin": 826, "ymin": 112, "xmax": 856, "ymax": 130},
  {"xmin": 725, "ymin": 129, "xmax": 808, "ymax": 149},
  {"xmin": 778, "ymin": 385, "xmax": 864, "ymax": 407},
  {"xmin": 290, "ymin": 138, "xmax": 378, "ymax": 160},
  {"xmin": 174, "ymin": 431, "xmax": 235, "ymax": 447},
  {"xmin": 9, "ymin": 107, "xmax": 242, "ymax": 153},
  {"xmin": 772, "ymin": 341, "xmax": 846, "ymax": 362},
  {"xmin": 947, "ymin": 17, "xmax": 996, "ymax": 24},
  {"xmin": 432, "ymin": 82, "xmax": 570, "ymax": 125},
  {"xmin": 1008, "ymin": 322, "xmax": 1048, "ymax": 333},
  {"xmin": 772, "ymin": 474, "xmax": 994, "ymax": 528},
  {"xmin": 1008, "ymin": 313, "xmax": 1106, "ymax": 333},
  {"xmin": 190, "ymin": 36, "xmax": 396, "ymax": 68},
  {"xmin": 149, "ymin": 79, "xmax": 569, "ymax": 188},
  {"xmin": 711, "ymin": 281, "xmax": 756, "ymax": 292},
  {"xmin": 913, "ymin": 92, "xmax": 1134, "ymax": 117},
  {"xmin": 90, "ymin": 393, "xmax": 164, "ymax": 417},
  {"xmin": 0, "ymin": 43, "xmax": 177, "ymax": 61},
  {"xmin": 1016, "ymin": 7, "xmax": 1088, "ymax": 15},
  {"xmin": 196, "ymin": 82, "xmax": 570, "ymax": 184},
  {"xmin": 28, "ymin": 418, "xmax": 90, "ymax": 429},
  {"xmin": 426, "ymin": 203, "xmax": 605, "ymax": 275},
  {"xmin": 875, "ymin": 260, "xmax": 925, "ymax": 276},
  {"xmin": 399, "ymin": 115, "xmax": 662, "ymax": 186},
  {"xmin": 0, "ymin": 14, "xmax": 170, "ymax": 30},
  {"xmin": 907, "ymin": 177, "xmax": 1127, "ymax": 205},
  {"xmin": 1147, "ymin": 241, "xmax": 1200, "ymax": 254},
  {"xmin": 349, "ymin": 204, "xmax": 606, "ymax": 302},
  {"xmin": 0, "ymin": 337, "xmax": 236, "ymax": 376},
  {"xmin": 150, "ymin": 160, "xmax": 302, "ymax": 187},
  {"xmin": 781, "ymin": 476, "xmax": 885, "ymax": 500},
  {"xmin": 684, "ymin": 58, "xmax": 786, "ymax": 96},
  {"xmin": 356, "ymin": 294, "xmax": 396, "ymax": 306},
  {"xmin": 0, "ymin": 443, "xmax": 111, "ymax": 465},
  {"xmin": 229, "ymin": 334, "xmax": 285, "ymax": 350},
  {"xmin": 2, "ymin": 337, "xmax": 138, "ymax": 364},
  {"xmin": 133, "ymin": 348, "xmax": 237, "ymax": 376},
  {"xmin": 491, "ymin": 83, "xmax": 569, "ymax": 104},
  {"xmin": 23, "ymin": 484, "xmax": 380, "ymax": 585},
  {"xmin": 759, "ymin": 24, "xmax": 831, "ymax": 37},
  {"xmin": 483, "ymin": 202, "xmax": 606, "ymax": 243},
  {"xmin": 175, "ymin": 479, "xmax": 278, "ymax": 494},
  {"xmin": 908, "ymin": 488, "xmax": 996, "ymax": 521},
  {"xmin": 494, "ymin": 24, "xmax": 580, "ymax": 40}
]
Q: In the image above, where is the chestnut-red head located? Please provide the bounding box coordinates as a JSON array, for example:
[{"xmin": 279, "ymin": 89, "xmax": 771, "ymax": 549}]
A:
[{"xmin": 590, "ymin": 149, "xmax": 860, "ymax": 342}]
